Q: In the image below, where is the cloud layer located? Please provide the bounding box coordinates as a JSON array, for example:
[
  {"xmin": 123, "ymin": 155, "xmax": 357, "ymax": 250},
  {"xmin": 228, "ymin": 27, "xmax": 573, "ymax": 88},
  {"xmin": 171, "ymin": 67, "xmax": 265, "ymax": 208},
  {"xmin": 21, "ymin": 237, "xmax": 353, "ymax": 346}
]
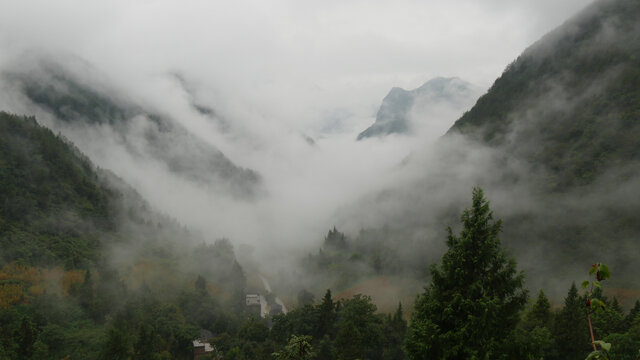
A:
[{"xmin": 0, "ymin": 0, "xmax": 595, "ymax": 278}]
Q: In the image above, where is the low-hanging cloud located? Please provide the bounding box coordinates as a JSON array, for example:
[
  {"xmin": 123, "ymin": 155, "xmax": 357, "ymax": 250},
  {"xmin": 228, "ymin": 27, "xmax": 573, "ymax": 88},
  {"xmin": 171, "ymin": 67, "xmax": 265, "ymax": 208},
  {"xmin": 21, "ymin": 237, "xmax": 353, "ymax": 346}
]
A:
[{"xmin": 0, "ymin": 0, "xmax": 603, "ymax": 301}]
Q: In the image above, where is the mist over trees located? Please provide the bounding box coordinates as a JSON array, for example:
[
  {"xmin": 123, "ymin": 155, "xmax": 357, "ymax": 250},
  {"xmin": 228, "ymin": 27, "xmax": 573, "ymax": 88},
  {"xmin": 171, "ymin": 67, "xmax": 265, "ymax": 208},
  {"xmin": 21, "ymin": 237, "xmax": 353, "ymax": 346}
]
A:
[
  {"xmin": 1, "ymin": 112, "xmax": 640, "ymax": 359},
  {"xmin": 328, "ymin": 0, "xmax": 640, "ymax": 296},
  {"xmin": 1, "ymin": 0, "xmax": 640, "ymax": 359}
]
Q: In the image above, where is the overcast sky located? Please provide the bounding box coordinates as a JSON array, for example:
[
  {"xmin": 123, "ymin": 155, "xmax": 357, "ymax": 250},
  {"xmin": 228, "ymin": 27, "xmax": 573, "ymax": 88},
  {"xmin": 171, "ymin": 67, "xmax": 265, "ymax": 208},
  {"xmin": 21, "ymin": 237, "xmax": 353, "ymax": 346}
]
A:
[{"xmin": 1, "ymin": 0, "xmax": 593, "ymax": 134}]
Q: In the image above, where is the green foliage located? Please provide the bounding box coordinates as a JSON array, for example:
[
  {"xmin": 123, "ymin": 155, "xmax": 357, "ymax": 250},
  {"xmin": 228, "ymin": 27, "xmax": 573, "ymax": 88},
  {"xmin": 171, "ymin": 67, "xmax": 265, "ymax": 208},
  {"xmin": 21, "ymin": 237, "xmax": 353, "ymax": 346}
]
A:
[
  {"xmin": 604, "ymin": 318, "xmax": 640, "ymax": 360},
  {"xmin": 101, "ymin": 325, "xmax": 131, "ymax": 360},
  {"xmin": 525, "ymin": 290, "xmax": 552, "ymax": 330},
  {"xmin": 552, "ymin": 283, "xmax": 590, "ymax": 360},
  {"xmin": 405, "ymin": 187, "xmax": 527, "ymax": 359},
  {"xmin": 582, "ymin": 263, "xmax": 640, "ymax": 360},
  {"xmin": 0, "ymin": 112, "xmax": 116, "ymax": 267},
  {"xmin": 315, "ymin": 289, "xmax": 336, "ymax": 339},
  {"xmin": 450, "ymin": 0, "xmax": 640, "ymax": 191},
  {"xmin": 592, "ymin": 306, "xmax": 624, "ymax": 340},
  {"xmin": 623, "ymin": 301, "xmax": 640, "ymax": 331},
  {"xmin": 272, "ymin": 335, "xmax": 314, "ymax": 360},
  {"xmin": 381, "ymin": 303, "xmax": 407, "ymax": 360},
  {"xmin": 270, "ymin": 290, "xmax": 404, "ymax": 360},
  {"xmin": 15, "ymin": 317, "xmax": 37, "ymax": 359},
  {"xmin": 509, "ymin": 290, "xmax": 556, "ymax": 359},
  {"xmin": 586, "ymin": 341, "xmax": 612, "ymax": 360},
  {"xmin": 324, "ymin": 227, "xmax": 347, "ymax": 250},
  {"xmin": 335, "ymin": 294, "xmax": 382, "ymax": 360},
  {"xmin": 239, "ymin": 318, "xmax": 270, "ymax": 343}
]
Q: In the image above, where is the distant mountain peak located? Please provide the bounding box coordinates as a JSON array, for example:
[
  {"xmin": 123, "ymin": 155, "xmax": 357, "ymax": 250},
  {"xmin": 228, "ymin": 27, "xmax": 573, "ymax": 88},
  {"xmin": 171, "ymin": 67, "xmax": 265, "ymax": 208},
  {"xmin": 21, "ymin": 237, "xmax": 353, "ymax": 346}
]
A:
[{"xmin": 357, "ymin": 77, "xmax": 481, "ymax": 140}]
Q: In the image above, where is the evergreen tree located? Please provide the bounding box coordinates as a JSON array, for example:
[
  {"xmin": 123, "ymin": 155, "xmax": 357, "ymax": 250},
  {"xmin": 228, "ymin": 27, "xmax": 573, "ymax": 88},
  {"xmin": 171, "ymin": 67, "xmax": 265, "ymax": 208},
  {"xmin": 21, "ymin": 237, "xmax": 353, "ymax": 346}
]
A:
[
  {"xmin": 324, "ymin": 227, "xmax": 347, "ymax": 250},
  {"xmin": 525, "ymin": 289, "xmax": 552, "ymax": 330},
  {"xmin": 405, "ymin": 187, "xmax": 527, "ymax": 360},
  {"xmin": 315, "ymin": 289, "xmax": 336, "ymax": 339},
  {"xmin": 382, "ymin": 303, "xmax": 407, "ymax": 360},
  {"xmin": 622, "ymin": 300, "xmax": 640, "ymax": 331},
  {"xmin": 315, "ymin": 335, "xmax": 335, "ymax": 360},
  {"xmin": 335, "ymin": 294, "xmax": 382, "ymax": 360},
  {"xmin": 74, "ymin": 269, "xmax": 99, "ymax": 320},
  {"xmin": 133, "ymin": 323, "xmax": 155, "ymax": 360},
  {"xmin": 230, "ymin": 260, "xmax": 246, "ymax": 314},
  {"xmin": 15, "ymin": 317, "xmax": 37, "ymax": 359},
  {"xmin": 101, "ymin": 326, "xmax": 131, "ymax": 360},
  {"xmin": 511, "ymin": 290, "xmax": 554, "ymax": 359},
  {"xmin": 551, "ymin": 283, "xmax": 590, "ymax": 360},
  {"xmin": 611, "ymin": 297, "xmax": 623, "ymax": 315},
  {"xmin": 392, "ymin": 302, "xmax": 407, "ymax": 335},
  {"xmin": 592, "ymin": 305, "xmax": 624, "ymax": 340}
]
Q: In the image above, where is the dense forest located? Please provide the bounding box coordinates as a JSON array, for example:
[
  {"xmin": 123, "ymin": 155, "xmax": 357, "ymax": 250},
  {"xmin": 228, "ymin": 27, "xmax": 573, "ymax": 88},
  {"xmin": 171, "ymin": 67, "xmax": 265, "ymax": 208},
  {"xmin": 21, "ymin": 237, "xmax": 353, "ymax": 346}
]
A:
[{"xmin": 1, "ymin": 113, "xmax": 639, "ymax": 359}]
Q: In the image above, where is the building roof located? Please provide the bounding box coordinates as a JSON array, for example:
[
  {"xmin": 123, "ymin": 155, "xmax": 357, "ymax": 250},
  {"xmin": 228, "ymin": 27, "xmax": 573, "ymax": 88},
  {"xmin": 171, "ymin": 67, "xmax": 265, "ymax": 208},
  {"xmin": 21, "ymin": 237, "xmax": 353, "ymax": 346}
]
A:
[
  {"xmin": 193, "ymin": 339, "xmax": 214, "ymax": 353},
  {"xmin": 246, "ymin": 294, "xmax": 261, "ymax": 306}
]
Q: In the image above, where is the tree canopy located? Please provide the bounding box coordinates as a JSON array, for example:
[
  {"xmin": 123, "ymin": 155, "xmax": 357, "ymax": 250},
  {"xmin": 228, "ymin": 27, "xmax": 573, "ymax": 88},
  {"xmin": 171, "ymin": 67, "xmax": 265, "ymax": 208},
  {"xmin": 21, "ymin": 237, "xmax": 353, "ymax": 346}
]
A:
[{"xmin": 405, "ymin": 187, "xmax": 527, "ymax": 359}]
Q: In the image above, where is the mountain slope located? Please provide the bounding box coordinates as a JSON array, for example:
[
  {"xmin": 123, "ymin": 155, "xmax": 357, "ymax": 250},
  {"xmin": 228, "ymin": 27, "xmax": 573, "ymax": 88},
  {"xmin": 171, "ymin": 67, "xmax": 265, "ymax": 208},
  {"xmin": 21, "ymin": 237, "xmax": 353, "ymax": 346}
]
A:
[
  {"xmin": 0, "ymin": 111, "xmax": 198, "ymax": 269},
  {"xmin": 448, "ymin": 0, "xmax": 640, "ymax": 191},
  {"xmin": 0, "ymin": 112, "xmax": 255, "ymax": 359},
  {"xmin": 358, "ymin": 77, "xmax": 480, "ymax": 140},
  {"xmin": 3, "ymin": 58, "xmax": 262, "ymax": 199},
  {"xmin": 0, "ymin": 111, "xmax": 117, "ymax": 267},
  {"xmin": 438, "ymin": 0, "xmax": 640, "ymax": 285}
]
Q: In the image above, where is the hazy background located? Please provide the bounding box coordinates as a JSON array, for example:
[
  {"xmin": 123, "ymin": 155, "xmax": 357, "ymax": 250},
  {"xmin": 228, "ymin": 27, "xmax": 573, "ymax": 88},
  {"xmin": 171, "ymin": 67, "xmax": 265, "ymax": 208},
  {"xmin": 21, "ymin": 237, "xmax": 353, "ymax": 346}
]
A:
[{"xmin": 0, "ymin": 0, "xmax": 595, "ymax": 269}]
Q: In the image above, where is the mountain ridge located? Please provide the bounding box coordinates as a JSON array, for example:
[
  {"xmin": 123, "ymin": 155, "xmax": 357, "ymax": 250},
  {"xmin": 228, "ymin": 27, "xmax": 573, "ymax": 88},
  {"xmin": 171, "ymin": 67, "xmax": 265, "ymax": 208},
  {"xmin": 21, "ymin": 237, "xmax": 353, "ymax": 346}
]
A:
[{"xmin": 2, "ymin": 57, "xmax": 263, "ymax": 199}]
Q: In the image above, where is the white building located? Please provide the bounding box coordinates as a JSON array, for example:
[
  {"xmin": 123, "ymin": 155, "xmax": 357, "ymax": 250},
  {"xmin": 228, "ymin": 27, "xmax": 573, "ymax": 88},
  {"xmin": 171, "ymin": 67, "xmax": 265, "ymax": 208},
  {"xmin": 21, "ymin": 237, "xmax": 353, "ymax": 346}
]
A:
[{"xmin": 246, "ymin": 294, "xmax": 260, "ymax": 306}]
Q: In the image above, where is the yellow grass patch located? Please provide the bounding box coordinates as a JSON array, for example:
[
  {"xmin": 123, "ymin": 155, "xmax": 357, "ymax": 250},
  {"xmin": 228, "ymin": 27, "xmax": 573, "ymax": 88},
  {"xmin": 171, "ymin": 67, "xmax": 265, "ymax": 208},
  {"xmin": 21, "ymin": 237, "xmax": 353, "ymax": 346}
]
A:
[{"xmin": 0, "ymin": 283, "xmax": 23, "ymax": 308}]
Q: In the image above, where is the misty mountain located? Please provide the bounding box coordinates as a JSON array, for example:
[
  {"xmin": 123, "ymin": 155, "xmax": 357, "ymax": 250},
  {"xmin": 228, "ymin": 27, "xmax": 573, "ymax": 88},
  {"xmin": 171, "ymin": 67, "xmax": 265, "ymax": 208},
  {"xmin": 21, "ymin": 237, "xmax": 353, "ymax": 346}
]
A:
[
  {"xmin": 2, "ymin": 58, "xmax": 262, "ymax": 199},
  {"xmin": 357, "ymin": 77, "xmax": 481, "ymax": 140},
  {"xmin": 441, "ymin": 0, "xmax": 640, "ymax": 284},
  {"xmin": 448, "ymin": 0, "xmax": 640, "ymax": 191},
  {"xmin": 0, "ymin": 112, "xmax": 258, "ymax": 359},
  {"xmin": 324, "ymin": 0, "xmax": 640, "ymax": 297},
  {"xmin": 170, "ymin": 72, "xmax": 232, "ymax": 133}
]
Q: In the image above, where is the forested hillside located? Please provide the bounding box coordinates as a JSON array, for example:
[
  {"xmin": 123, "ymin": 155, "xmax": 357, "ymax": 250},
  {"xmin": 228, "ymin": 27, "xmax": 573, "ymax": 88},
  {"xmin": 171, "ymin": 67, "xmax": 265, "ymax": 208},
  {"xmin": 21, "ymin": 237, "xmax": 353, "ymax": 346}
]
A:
[
  {"xmin": 0, "ymin": 113, "xmax": 247, "ymax": 358},
  {"xmin": 0, "ymin": 112, "xmax": 116, "ymax": 267},
  {"xmin": 0, "ymin": 113, "xmax": 411, "ymax": 359},
  {"xmin": 3, "ymin": 59, "xmax": 262, "ymax": 199},
  {"xmin": 449, "ymin": 0, "xmax": 640, "ymax": 191},
  {"xmin": 444, "ymin": 0, "xmax": 640, "ymax": 285}
]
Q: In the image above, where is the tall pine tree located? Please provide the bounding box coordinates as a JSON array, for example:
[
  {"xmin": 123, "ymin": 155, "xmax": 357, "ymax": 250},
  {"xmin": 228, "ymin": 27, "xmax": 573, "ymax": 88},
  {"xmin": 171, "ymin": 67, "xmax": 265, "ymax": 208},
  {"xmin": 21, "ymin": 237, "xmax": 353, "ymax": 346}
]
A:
[
  {"xmin": 551, "ymin": 283, "xmax": 590, "ymax": 360},
  {"xmin": 524, "ymin": 289, "xmax": 552, "ymax": 330},
  {"xmin": 315, "ymin": 289, "xmax": 336, "ymax": 339},
  {"xmin": 405, "ymin": 187, "xmax": 527, "ymax": 360}
]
